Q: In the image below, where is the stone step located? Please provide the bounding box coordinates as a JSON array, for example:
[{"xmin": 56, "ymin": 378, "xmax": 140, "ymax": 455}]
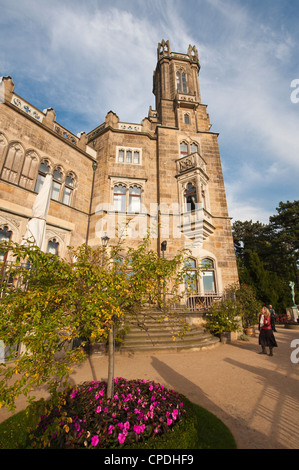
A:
[{"xmin": 117, "ymin": 311, "xmax": 219, "ymax": 353}]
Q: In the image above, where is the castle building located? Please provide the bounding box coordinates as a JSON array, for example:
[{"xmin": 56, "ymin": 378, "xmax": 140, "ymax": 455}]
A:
[{"xmin": 0, "ymin": 41, "xmax": 238, "ymax": 305}]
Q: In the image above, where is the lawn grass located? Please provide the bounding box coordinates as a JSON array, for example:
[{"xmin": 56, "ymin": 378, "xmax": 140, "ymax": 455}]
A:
[{"xmin": 0, "ymin": 396, "xmax": 236, "ymax": 450}]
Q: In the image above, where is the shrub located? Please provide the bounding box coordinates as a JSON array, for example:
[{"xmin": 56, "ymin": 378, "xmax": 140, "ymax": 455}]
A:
[
  {"xmin": 28, "ymin": 378, "xmax": 186, "ymax": 449},
  {"xmin": 205, "ymin": 297, "xmax": 240, "ymax": 336}
]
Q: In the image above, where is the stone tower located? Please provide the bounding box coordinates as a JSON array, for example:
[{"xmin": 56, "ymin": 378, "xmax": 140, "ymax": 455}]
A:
[{"xmin": 87, "ymin": 40, "xmax": 239, "ymax": 298}]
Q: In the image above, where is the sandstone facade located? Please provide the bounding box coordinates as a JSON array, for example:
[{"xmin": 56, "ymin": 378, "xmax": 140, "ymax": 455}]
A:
[{"xmin": 0, "ymin": 41, "xmax": 239, "ymax": 300}]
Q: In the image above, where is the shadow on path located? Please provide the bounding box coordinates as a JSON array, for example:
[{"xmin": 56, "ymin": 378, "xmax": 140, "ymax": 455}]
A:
[
  {"xmin": 223, "ymin": 357, "xmax": 299, "ymax": 449},
  {"xmin": 150, "ymin": 356, "xmax": 287, "ymax": 449}
]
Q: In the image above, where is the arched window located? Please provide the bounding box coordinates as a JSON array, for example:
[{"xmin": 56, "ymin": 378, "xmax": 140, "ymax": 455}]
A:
[
  {"xmin": 0, "ymin": 133, "xmax": 8, "ymax": 167},
  {"xmin": 47, "ymin": 238, "xmax": 59, "ymax": 255},
  {"xmin": 176, "ymin": 71, "xmax": 187, "ymax": 93},
  {"xmin": 190, "ymin": 142, "xmax": 198, "ymax": 154},
  {"xmin": 129, "ymin": 186, "xmax": 141, "ymax": 213},
  {"xmin": 184, "ymin": 258, "xmax": 197, "ymax": 292},
  {"xmin": 0, "ymin": 226, "xmax": 12, "ymax": 262},
  {"xmin": 113, "ymin": 184, "xmax": 126, "ymax": 212},
  {"xmin": 20, "ymin": 151, "xmax": 39, "ymax": 190},
  {"xmin": 2, "ymin": 142, "xmax": 24, "ymax": 184},
  {"xmin": 62, "ymin": 172, "xmax": 75, "ymax": 205},
  {"xmin": 51, "ymin": 167, "xmax": 63, "ymax": 201},
  {"xmin": 184, "ymin": 183, "xmax": 197, "ymax": 211},
  {"xmin": 202, "ymin": 258, "xmax": 216, "ymax": 294},
  {"xmin": 184, "ymin": 114, "xmax": 190, "ymax": 125},
  {"xmin": 180, "ymin": 142, "xmax": 188, "ymax": 157},
  {"xmin": 35, "ymin": 160, "xmax": 50, "ymax": 193}
]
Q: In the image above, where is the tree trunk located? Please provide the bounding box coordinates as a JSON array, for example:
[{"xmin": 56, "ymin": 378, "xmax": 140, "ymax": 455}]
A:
[{"xmin": 107, "ymin": 325, "xmax": 114, "ymax": 399}]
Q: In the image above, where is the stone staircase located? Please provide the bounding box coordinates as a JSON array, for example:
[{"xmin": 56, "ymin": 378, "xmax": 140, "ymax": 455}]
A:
[{"xmin": 116, "ymin": 310, "xmax": 219, "ymax": 353}]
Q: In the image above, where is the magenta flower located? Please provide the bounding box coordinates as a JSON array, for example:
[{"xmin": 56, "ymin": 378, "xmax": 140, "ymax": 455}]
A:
[
  {"xmin": 167, "ymin": 417, "xmax": 173, "ymax": 426},
  {"xmin": 96, "ymin": 406, "xmax": 101, "ymax": 413},
  {"xmin": 91, "ymin": 435, "xmax": 99, "ymax": 447},
  {"xmin": 133, "ymin": 424, "xmax": 145, "ymax": 434},
  {"xmin": 108, "ymin": 425, "xmax": 115, "ymax": 435},
  {"xmin": 118, "ymin": 432, "xmax": 126, "ymax": 444}
]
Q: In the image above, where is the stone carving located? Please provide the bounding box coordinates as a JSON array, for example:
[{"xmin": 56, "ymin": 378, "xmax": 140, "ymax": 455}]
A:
[
  {"xmin": 11, "ymin": 95, "xmax": 43, "ymax": 121},
  {"xmin": 158, "ymin": 39, "xmax": 171, "ymax": 58},
  {"xmin": 179, "ymin": 156, "xmax": 196, "ymax": 173},
  {"xmin": 187, "ymin": 44, "xmax": 199, "ymax": 62},
  {"xmin": 54, "ymin": 125, "xmax": 78, "ymax": 145}
]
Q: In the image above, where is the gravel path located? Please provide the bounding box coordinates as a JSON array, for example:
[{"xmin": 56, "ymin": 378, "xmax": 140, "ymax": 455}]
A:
[{"xmin": 1, "ymin": 326, "xmax": 299, "ymax": 449}]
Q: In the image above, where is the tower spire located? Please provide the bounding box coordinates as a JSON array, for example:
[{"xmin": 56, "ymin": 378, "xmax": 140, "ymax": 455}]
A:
[{"xmin": 157, "ymin": 39, "xmax": 171, "ymax": 59}]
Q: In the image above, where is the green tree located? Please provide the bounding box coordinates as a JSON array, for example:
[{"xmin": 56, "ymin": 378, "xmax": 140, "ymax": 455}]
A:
[
  {"xmin": 269, "ymin": 200, "xmax": 299, "ymax": 288},
  {"xmin": 0, "ymin": 237, "xmax": 194, "ymax": 410},
  {"xmin": 232, "ymin": 200, "xmax": 298, "ymax": 311}
]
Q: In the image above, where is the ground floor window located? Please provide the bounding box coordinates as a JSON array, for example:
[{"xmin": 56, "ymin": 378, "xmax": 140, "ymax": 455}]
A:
[
  {"xmin": 184, "ymin": 258, "xmax": 197, "ymax": 292},
  {"xmin": 202, "ymin": 258, "xmax": 216, "ymax": 294}
]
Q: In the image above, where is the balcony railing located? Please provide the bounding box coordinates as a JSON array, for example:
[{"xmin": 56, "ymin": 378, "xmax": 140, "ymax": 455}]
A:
[{"xmin": 186, "ymin": 293, "xmax": 222, "ymax": 312}]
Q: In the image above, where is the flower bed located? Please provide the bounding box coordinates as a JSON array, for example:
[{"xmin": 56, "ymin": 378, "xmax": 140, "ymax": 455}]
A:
[
  {"xmin": 29, "ymin": 378, "xmax": 186, "ymax": 449},
  {"xmin": 276, "ymin": 314, "xmax": 299, "ymax": 329}
]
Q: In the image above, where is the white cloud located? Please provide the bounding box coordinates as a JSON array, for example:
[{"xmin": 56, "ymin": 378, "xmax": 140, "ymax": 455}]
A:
[{"xmin": 0, "ymin": 0, "xmax": 298, "ymax": 223}]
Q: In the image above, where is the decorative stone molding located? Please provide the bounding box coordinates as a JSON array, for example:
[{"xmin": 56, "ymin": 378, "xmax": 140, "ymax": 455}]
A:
[
  {"xmin": 54, "ymin": 124, "xmax": 78, "ymax": 145},
  {"xmin": 11, "ymin": 94, "xmax": 44, "ymax": 122},
  {"xmin": 118, "ymin": 123, "xmax": 142, "ymax": 132}
]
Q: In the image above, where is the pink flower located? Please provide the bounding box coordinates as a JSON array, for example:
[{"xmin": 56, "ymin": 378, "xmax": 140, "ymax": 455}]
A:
[
  {"xmin": 124, "ymin": 421, "xmax": 130, "ymax": 431},
  {"xmin": 172, "ymin": 409, "xmax": 179, "ymax": 420},
  {"xmin": 91, "ymin": 435, "xmax": 99, "ymax": 447},
  {"xmin": 96, "ymin": 406, "xmax": 101, "ymax": 413},
  {"xmin": 118, "ymin": 432, "xmax": 126, "ymax": 444},
  {"xmin": 108, "ymin": 425, "xmax": 115, "ymax": 435},
  {"xmin": 167, "ymin": 417, "xmax": 173, "ymax": 426},
  {"xmin": 133, "ymin": 424, "xmax": 145, "ymax": 434}
]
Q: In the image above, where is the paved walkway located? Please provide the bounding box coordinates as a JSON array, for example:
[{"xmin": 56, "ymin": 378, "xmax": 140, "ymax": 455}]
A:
[{"xmin": 1, "ymin": 327, "xmax": 299, "ymax": 449}]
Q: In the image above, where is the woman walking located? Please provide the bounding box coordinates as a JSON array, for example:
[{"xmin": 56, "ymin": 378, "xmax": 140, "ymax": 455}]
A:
[{"xmin": 258, "ymin": 306, "xmax": 278, "ymax": 356}]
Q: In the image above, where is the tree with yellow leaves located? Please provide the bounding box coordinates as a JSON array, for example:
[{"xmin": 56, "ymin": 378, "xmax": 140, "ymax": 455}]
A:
[{"xmin": 0, "ymin": 236, "xmax": 196, "ymax": 410}]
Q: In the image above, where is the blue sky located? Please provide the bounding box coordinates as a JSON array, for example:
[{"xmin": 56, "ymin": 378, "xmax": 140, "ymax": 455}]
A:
[{"xmin": 0, "ymin": 0, "xmax": 298, "ymax": 224}]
